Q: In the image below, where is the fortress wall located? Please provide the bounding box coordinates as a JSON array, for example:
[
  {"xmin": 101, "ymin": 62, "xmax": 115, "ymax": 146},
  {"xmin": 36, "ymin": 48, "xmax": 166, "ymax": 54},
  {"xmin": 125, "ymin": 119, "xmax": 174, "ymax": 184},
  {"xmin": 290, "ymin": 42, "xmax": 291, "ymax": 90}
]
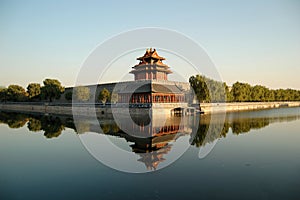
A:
[
  {"xmin": 2, "ymin": 101, "xmax": 299, "ymax": 117},
  {"xmin": 200, "ymin": 102, "xmax": 300, "ymax": 114},
  {"xmin": 0, "ymin": 103, "xmax": 168, "ymax": 117}
]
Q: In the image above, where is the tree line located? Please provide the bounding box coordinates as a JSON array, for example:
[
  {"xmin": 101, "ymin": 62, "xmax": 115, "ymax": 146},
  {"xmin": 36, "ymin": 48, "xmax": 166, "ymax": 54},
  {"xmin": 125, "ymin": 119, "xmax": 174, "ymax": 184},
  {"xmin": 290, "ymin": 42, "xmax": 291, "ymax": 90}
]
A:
[
  {"xmin": 0, "ymin": 79, "xmax": 65, "ymax": 102},
  {"xmin": 0, "ymin": 78, "xmax": 112, "ymax": 104},
  {"xmin": 65, "ymin": 87, "xmax": 111, "ymax": 103},
  {"xmin": 2, "ymin": 75, "xmax": 299, "ymax": 103},
  {"xmin": 189, "ymin": 75, "xmax": 300, "ymax": 103}
]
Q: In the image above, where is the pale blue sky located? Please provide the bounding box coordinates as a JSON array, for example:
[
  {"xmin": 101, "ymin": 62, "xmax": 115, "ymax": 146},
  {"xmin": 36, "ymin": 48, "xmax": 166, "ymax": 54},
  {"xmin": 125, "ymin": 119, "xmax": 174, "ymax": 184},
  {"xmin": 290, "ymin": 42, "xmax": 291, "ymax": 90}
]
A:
[{"xmin": 0, "ymin": 0, "xmax": 299, "ymax": 89}]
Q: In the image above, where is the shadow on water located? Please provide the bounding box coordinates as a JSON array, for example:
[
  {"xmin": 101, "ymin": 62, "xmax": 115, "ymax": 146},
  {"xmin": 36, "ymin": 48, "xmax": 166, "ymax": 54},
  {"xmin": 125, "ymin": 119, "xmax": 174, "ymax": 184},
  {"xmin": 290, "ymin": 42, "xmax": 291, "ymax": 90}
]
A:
[{"xmin": 0, "ymin": 107, "xmax": 299, "ymax": 170}]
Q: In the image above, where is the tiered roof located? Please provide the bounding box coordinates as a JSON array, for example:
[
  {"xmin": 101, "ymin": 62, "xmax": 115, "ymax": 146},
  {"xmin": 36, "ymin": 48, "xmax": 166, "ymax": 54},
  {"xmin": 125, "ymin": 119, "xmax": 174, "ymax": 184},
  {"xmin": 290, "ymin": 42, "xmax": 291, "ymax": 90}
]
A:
[
  {"xmin": 133, "ymin": 48, "xmax": 171, "ymax": 70},
  {"xmin": 129, "ymin": 48, "xmax": 173, "ymax": 80},
  {"xmin": 137, "ymin": 48, "xmax": 165, "ymax": 61}
]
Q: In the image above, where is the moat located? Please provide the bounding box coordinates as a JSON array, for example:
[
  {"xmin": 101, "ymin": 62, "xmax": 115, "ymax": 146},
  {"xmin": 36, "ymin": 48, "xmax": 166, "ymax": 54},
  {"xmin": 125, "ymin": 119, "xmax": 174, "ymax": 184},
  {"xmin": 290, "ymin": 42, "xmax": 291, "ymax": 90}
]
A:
[{"xmin": 0, "ymin": 107, "xmax": 299, "ymax": 199}]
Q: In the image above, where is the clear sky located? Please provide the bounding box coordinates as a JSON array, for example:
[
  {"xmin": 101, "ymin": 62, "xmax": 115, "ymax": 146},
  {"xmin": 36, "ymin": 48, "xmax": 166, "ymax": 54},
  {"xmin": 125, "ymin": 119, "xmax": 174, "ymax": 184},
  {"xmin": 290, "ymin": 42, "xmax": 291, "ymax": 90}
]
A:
[{"xmin": 0, "ymin": 0, "xmax": 299, "ymax": 89}]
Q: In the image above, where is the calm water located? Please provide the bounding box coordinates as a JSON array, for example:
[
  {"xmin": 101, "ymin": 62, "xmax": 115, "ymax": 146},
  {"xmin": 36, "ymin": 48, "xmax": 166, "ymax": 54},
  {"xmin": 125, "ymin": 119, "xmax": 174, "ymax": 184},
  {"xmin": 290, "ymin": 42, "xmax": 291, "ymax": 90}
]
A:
[{"xmin": 0, "ymin": 107, "xmax": 300, "ymax": 200}]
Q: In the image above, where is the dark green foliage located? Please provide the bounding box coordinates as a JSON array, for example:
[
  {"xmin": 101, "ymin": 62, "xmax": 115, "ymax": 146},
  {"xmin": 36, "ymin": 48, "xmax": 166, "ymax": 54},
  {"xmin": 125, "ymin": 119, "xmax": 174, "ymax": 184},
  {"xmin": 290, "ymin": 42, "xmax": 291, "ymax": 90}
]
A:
[
  {"xmin": 189, "ymin": 75, "xmax": 226, "ymax": 103},
  {"xmin": 250, "ymin": 85, "xmax": 268, "ymax": 102},
  {"xmin": 230, "ymin": 82, "xmax": 300, "ymax": 102},
  {"xmin": 7, "ymin": 85, "xmax": 28, "ymax": 101},
  {"xmin": 27, "ymin": 83, "xmax": 41, "ymax": 99},
  {"xmin": 190, "ymin": 74, "xmax": 300, "ymax": 102},
  {"xmin": 231, "ymin": 82, "xmax": 251, "ymax": 102},
  {"xmin": 41, "ymin": 79, "xmax": 65, "ymax": 102},
  {"xmin": 265, "ymin": 89, "xmax": 275, "ymax": 102},
  {"xmin": 65, "ymin": 91, "xmax": 72, "ymax": 101},
  {"xmin": 0, "ymin": 88, "xmax": 8, "ymax": 102},
  {"xmin": 274, "ymin": 89, "xmax": 300, "ymax": 101},
  {"xmin": 189, "ymin": 75, "xmax": 210, "ymax": 103},
  {"xmin": 224, "ymin": 83, "xmax": 233, "ymax": 102}
]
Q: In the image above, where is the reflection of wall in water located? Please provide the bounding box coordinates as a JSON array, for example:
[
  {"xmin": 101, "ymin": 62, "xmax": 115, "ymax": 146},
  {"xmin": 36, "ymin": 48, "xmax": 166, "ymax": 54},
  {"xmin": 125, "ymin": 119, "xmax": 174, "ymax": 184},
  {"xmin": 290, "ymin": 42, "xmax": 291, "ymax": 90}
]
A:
[{"xmin": 117, "ymin": 115, "xmax": 194, "ymax": 137}]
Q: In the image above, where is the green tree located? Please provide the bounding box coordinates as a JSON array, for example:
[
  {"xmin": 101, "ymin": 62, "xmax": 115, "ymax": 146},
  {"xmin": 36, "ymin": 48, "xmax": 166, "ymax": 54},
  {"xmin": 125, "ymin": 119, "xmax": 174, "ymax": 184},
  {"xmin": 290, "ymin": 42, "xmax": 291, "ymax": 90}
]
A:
[
  {"xmin": 41, "ymin": 79, "xmax": 65, "ymax": 102},
  {"xmin": 250, "ymin": 85, "xmax": 268, "ymax": 102},
  {"xmin": 7, "ymin": 85, "xmax": 28, "ymax": 101},
  {"xmin": 189, "ymin": 75, "xmax": 226, "ymax": 103},
  {"xmin": 74, "ymin": 86, "xmax": 90, "ymax": 102},
  {"xmin": 225, "ymin": 84, "xmax": 233, "ymax": 102},
  {"xmin": 0, "ymin": 88, "xmax": 8, "ymax": 102},
  {"xmin": 98, "ymin": 88, "xmax": 111, "ymax": 104},
  {"xmin": 275, "ymin": 89, "xmax": 286, "ymax": 101},
  {"xmin": 27, "ymin": 83, "xmax": 41, "ymax": 99},
  {"xmin": 231, "ymin": 82, "xmax": 251, "ymax": 102},
  {"xmin": 189, "ymin": 75, "xmax": 300, "ymax": 102},
  {"xmin": 208, "ymin": 79, "xmax": 226, "ymax": 102},
  {"xmin": 65, "ymin": 91, "xmax": 72, "ymax": 101},
  {"xmin": 265, "ymin": 89, "xmax": 275, "ymax": 102},
  {"xmin": 189, "ymin": 75, "xmax": 210, "ymax": 103}
]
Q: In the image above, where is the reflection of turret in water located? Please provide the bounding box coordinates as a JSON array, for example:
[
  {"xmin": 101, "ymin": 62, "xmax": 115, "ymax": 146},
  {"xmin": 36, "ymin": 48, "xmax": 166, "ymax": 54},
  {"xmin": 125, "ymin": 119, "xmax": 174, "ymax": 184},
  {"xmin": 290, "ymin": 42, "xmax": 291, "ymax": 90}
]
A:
[
  {"xmin": 83, "ymin": 114, "xmax": 195, "ymax": 170},
  {"xmin": 136, "ymin": 144, "xmax": 172, "ymax": 171}
]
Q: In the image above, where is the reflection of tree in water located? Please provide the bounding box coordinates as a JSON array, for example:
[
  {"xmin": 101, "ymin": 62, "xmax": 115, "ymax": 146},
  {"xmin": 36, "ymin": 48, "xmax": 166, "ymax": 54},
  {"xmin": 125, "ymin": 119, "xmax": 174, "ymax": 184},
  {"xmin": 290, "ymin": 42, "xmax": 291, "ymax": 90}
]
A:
[
  {"xmin": 231, "ymin": 118, "xmax": 270, "ymax": 135},
  {"xmin": 190, "ymin": 115, "xmax": 229, "ymax": 147},
  {"xmin": 27, "ymin": 118, "xmax": 42, "ymax": 132},
  {"xmin": 75, "ymin": 121, "xmax": 91, "ymax": 134},
  {"xmin": 99, "ymin": 121, "xmax": 121, "ymax": 135},
  {"xmin": 0, "ymin": 112, "xmax": 28, "ymax": 129},
  {"xmin": 100, "ymin": 123, "xmax": 111, "ymax": 134},
  {"xmin": 111, "ymin": 123, "xmax": 120, "ymax": 134},
  {"xmin": 64, "ymin": 117, "xmax": 76, "ymax": 131},
  {"xmin": 0, "ymin": 112, "xmax": 65, "ymax": 138},
  {"xmin": 40, "ymin": 116, "xmax": 65, "ymax": 138},
  {"xmin": 190, "ymin": 115, "xmax": 280, "ymax": 147}
]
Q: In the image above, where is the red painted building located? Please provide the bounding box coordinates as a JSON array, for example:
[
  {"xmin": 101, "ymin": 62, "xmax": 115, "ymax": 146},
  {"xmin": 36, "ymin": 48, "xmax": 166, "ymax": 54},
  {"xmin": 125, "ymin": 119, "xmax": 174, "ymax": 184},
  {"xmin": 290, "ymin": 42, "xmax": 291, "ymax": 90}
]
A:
[
  {"xmin": 130, "ymin": 48, "xmax": 172, "ymax": 81},
  {"xmin": 119, "ymin": 49, "xmax": 185, "ymax": 104}
]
